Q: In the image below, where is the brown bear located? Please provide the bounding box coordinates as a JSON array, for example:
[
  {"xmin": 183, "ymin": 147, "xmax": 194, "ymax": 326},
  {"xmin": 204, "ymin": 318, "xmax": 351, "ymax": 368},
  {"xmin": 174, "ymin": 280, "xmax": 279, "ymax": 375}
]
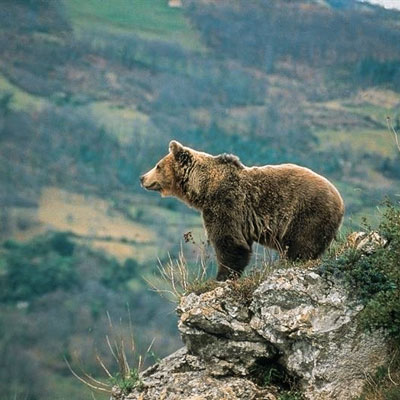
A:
[{"xmin": 140, "ymin": 141, "xmax": 345, "ymax": 281}]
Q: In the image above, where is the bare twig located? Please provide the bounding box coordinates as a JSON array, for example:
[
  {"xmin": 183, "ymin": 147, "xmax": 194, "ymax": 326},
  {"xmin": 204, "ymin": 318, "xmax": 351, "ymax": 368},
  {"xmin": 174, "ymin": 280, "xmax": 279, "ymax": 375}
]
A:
[
  {"xmin": 95, "ymin": 354, "xmax": 113, "ymax": 378},
  {"xmin": 105, "ymin": 334, "xmax": 119, "ymax": 364},
  {"xmin": 127, "ymin": 303, "xmax": 135, "ymax": 354},
  {"xmin": 83, "ymin": 372, "xmax": 110, "ymax": 389},
  {"xmin": 64, "ymin": 357, "xmax": 111, "ymax": 394},
  {"xmin": 386, "ymin": 116, "xmax": 400, "ymax": 153},
  {"xmin": 388, "ymin": 349, "xmax": 399, "ymax": 386}
]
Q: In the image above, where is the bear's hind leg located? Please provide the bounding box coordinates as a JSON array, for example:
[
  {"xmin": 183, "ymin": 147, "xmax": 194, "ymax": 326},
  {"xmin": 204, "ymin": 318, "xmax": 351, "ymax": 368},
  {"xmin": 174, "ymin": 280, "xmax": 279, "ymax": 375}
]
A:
[
  {"xmin": 284, "ymin": 221, "xmax": 335, "ymax": 261},
  {"xmin": 213, "ymin": 236, "xmax": 252, "ymax": 281}
]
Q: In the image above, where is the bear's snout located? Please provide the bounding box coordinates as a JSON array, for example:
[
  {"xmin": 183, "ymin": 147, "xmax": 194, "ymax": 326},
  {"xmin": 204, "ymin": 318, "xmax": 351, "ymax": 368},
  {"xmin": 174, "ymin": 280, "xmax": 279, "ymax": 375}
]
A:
[{"xmin": 140, "ymin": 172, "xmax": 162, "ymax": 192}]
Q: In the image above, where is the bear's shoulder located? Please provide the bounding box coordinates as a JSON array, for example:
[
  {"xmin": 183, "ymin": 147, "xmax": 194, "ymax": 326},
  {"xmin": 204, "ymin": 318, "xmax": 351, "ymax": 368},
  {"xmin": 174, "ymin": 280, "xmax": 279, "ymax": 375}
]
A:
[{"xmin": 214, "ymin": 153, "xmax": 244, "ymax": 169}]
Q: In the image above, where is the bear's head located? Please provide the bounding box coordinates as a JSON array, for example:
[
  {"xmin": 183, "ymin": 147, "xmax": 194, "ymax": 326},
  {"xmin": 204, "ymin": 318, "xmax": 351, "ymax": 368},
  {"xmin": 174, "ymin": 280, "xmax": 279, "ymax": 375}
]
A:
[
  {"xmin": 141, "ymin": 141, "xmax": 243, "ymax": 207},
  {"xmin": 140, "ymin": 140, "xmax": 197, "ymax": 198}
]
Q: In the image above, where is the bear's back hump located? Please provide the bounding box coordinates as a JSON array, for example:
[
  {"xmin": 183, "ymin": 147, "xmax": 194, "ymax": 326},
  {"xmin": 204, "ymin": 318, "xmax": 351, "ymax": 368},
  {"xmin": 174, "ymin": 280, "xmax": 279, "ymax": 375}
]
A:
[{"xmin": 243, "ymin": 163, "xmax": 343, "ymax": 209}]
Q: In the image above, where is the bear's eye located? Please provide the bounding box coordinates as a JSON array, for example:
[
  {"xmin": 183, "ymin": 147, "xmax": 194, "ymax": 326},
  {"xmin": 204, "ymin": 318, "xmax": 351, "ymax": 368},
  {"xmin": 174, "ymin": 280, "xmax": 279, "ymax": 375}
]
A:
[{"xmin": 156, "ymin": 164, "xmax": 161, "ymax": 171}]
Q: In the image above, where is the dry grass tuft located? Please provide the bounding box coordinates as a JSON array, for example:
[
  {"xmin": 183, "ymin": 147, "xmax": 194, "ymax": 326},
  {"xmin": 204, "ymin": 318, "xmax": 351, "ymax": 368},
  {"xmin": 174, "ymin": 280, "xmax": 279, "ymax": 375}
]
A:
[
  {"xmin": 146, "ymin": 245, "xmax": 217, "ymax": 302},
  {"xmin": 66, "ymin": 311, "xmax": 153, "ymax": 396},
  {"xmin": 356, "ymin": 346, "xmax": 400, "ymax": 400},
  {"xmin": 147, "ymin": 239, "xmax": 316, "ymax": 304},
  {"xmin": 148, "ymin": 228, "xmax": 329, "ymax": 305}
]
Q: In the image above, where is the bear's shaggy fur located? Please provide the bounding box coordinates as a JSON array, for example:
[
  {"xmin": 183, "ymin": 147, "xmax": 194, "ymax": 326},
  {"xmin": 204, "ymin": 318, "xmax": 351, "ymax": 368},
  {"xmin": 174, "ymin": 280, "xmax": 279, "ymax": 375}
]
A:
[{"xmin": 141, "ymin": 141, "xmax": 344, "ymax": 281}]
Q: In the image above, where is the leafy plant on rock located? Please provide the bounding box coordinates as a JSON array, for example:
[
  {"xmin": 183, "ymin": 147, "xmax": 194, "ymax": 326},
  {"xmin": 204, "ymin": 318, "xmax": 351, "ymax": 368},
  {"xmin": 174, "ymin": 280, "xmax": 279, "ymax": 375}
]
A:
[{"xmin": 320, "ymin": 200, "xmax": 400, "ymax": 342}]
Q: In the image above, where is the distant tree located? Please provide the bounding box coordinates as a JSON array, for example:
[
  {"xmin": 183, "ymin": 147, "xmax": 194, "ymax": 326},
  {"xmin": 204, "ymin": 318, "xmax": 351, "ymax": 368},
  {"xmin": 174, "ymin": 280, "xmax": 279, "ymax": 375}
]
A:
[
  {"xmin": 0, "ymin": 208, "xmax": 10, "ymax": 239},
  {"xmin": 0, "ymin": 92, "xmax": 12, "ymax": 114},
  {"xmin": 0, "ymin": 93, "xmax": 12, "ymax": 137}
]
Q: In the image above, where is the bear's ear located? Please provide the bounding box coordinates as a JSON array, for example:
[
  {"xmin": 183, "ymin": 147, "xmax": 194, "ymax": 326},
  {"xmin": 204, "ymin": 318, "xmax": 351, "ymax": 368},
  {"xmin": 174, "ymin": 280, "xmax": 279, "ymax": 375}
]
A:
[
  {"xmin": 169, "ymin": 140, "xmax": 184, "ymax": 156},
  {"xmin": 169, "ymin": 140, "xmax": 192, "ymax": 166}
]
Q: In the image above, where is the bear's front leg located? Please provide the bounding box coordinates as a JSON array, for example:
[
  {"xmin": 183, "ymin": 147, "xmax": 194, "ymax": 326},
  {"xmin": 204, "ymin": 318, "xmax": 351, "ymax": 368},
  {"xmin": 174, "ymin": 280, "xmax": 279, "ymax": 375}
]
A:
[{"xmin": 212, "ymin": 235, "xmax": 252, "ymax": 281}]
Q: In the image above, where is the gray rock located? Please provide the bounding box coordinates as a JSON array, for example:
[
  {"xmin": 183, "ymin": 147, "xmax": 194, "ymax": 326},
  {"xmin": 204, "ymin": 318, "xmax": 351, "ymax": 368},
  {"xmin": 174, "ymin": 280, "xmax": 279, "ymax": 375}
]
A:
[
  {"xmin": 112, "ymin": 267, "xmax": 390, "ymax": 400},
  {"xmin": 114, "ymin": 347, "xmax": 276, "ymax": 400},
  {"xmin": 250, "ymin": 268, "xmax": 389, "ymax": 399},
  {"xmin": 178, "ymin": 285, "xmax": 276, "ymax": 376}
]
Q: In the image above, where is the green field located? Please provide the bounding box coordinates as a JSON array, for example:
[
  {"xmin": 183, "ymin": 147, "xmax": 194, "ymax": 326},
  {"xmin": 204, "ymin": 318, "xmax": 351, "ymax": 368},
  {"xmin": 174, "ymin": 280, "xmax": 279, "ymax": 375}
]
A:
[
  {"xmin": 64, "ymin": 0, "xmax": 202, "ymax": 49},
  {"xmin": 315, "ymin": 128, "xmax": 398, "ymax": 159},
  {"xmin": 88, "ymin": 101, "xmax": 155, "ymax": 144},
  {"xmin": 0, "ymin": 74, "xmax": 46, "ymax": 111}
]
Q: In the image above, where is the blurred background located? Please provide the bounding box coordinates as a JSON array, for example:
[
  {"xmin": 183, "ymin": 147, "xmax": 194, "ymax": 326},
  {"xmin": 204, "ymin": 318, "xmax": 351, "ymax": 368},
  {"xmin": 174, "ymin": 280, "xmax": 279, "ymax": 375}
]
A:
[{"xmin": 0, "ymin": 0, "xmax": 399, "ymax": 398}]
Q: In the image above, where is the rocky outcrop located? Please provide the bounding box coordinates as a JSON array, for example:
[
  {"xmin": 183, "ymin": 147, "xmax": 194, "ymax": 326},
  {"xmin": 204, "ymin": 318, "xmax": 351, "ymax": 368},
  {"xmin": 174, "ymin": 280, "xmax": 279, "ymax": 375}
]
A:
[
  {"xmin": 111, "ymin": 347, "xmax": 276, "ymax": 400},
  {"xmin": 249, "ymin": 269, "xmax": 388, "ymax": 399},
  {"xmin": 113, "ymin": 267, "xmax": 390, "ymax": 400}
]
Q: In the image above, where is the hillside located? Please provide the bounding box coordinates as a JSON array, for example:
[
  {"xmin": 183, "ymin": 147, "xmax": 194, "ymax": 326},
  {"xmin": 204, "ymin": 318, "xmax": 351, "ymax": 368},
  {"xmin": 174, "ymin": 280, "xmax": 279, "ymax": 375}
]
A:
[{"xmin": 0, "ymin": 0, "xmax": 399, "ymax": 399}]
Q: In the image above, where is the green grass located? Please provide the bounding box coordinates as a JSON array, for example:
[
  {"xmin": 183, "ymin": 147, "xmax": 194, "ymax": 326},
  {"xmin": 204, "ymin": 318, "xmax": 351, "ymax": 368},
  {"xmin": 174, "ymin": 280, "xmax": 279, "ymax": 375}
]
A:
[
  {"xmin": 345, "ymin": 102, "xmax": 396, "ymax": 127},
  {"xmin": 64, "ymin": 0, "xmax": 202, "ymax": 49},
  {"xmin": 0, "ymin": 74, "xmax": 46, "ymax": 111},
  {"xmin": 315, "ymin": 129, "xmax": 398, "ymax": 159},
  {"xmin": 108, "ymin": 368, "xmax": 143, "ymax": 395},
  {"xmin": 89, "ymin": 101, "xmax": 154, "ymax": 144}
]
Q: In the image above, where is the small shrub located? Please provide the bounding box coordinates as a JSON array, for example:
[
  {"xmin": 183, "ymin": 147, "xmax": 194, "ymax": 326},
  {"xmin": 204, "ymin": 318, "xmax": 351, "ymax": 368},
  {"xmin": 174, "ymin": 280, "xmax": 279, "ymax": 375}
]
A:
[
  {"xmin": 319, "ymin": 200, "xmax": 400, "ymax": 342},
  {"xmin": 108, "ymin": 368, "xmax": 142, "ymax": 394},
  {"xmin": 319, "ymin": 201, "xmax": 400, "ymax": 399}
]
